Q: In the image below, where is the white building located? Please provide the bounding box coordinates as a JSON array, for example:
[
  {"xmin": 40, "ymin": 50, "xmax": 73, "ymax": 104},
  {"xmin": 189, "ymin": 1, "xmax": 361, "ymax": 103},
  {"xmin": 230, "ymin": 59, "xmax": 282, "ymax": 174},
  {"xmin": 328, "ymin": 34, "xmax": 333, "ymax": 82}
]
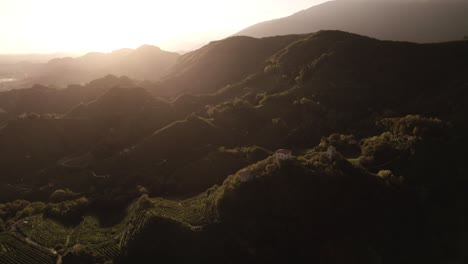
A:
[
  {"xmin": 327, "ymin": 146, "xmax": 338, "ymax": 161},
  {"xmin": 275, "ymin": 149, "xmax": 293, "ymax": 162}
]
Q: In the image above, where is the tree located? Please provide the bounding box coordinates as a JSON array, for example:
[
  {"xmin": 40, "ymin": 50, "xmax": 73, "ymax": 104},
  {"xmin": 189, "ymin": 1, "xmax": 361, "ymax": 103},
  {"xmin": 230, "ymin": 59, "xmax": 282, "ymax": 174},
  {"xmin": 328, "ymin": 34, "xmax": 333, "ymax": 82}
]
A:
[
  {"xmin": 137, "ymin": 194, "xmax": 154, "ymax": 211},
  {"xmin": 49, "ymin": 189, "xmax": 80, "ymax": 203},
  {"xmin": 44, "ymin": 197, "xmax": 89, "ymax": 224},
  {"xmin": 0, "ymin": 200, "xmax": 30, "ymax": 221},
  {"xmin": 14, "ymin": 202, "xmax": 45, "ymax": 220}
]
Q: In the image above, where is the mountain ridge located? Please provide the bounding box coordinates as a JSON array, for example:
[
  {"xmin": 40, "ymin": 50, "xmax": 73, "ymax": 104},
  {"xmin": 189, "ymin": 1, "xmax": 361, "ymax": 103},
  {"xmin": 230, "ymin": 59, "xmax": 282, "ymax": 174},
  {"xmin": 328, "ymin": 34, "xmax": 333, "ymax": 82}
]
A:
[
  {"xmin": 0, "ymin": 45, "xmax": 180, "ymax": 91},
  {"xmin": 236, "ymin": 0, "xmax": 468, "ymax": 43}
]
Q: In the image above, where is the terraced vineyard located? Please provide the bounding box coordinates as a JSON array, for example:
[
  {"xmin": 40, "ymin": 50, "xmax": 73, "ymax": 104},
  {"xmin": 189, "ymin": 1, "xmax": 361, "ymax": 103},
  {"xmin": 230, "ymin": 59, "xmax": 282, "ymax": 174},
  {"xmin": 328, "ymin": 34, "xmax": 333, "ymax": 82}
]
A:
[
  {"xmin": 17, "ymin": 216, "xmax": 70, "ymax": 248},
  {"xmin": 0, "ymin": 233, "xmax": 56, "ymax": 264},
  {"xmin": 69, "ymin": 216, "xmax": 129, "ymax": 246},
  {"xmin": 0, "ymin": 191, "xmax": 223, "ymax": 262},
  {"xmin": 148, "ymin": 185, "xmax": 223, "ymax": 227},
  {"xmin": 17, "ymin": 213, "xmax": 132, "ymax": 249},
  {"xmin": 119, "ymin": 210, "xmax": 153, "ymax": 249},
  {"xmin": 90, "ymin": 240, "xmax": 121, "ymax": 261}
]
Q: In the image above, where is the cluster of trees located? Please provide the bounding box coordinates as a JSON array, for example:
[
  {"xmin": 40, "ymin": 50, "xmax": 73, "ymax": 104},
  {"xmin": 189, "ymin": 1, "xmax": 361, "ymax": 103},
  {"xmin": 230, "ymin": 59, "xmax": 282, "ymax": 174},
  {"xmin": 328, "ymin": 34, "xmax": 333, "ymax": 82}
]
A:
[
  {"xmin": 377, "ymin": 170, "xmax": 405, "ymax": 186},
  {"xmin": 49, "ymin": 188, "xmax": 81, "ymax": 203},
  {"xmin": 0, "ymin": 200, "xmax": 30, "ymax": 221},
  {"xmin": 358, "ymin": 116, "xmax": 445, "ymax": 168},
  {"xmin": 380, "ymin": 115, "xmax": 445, "ymax": 139},
  {"xmin": 317, "ymin": 133, "xmax": 361, "ymax": 157},
  {"xmin": 136, "ymin": 194, "xmax": 154, "ymax": 211},
  {"xmin": 207, "ymin": 98, "xmax": 258, "ymax": 129},
  {"xmin": 359, "ymin": 132, "xmax": 405, "ymax": 168},
  {"xmin": 44, "ymin": 197, "xmax": 89, "ymax": 224},
  {"xmin": 0, "ymin": 200, "xmax": 45, "ymax": 228},
  {"xmin": 1, "ymin": 189, "xmax": 87, "ymax": 227},
  {"xmin": 0, "ymin": 186, "xmax": 145, "ymax": 228}
]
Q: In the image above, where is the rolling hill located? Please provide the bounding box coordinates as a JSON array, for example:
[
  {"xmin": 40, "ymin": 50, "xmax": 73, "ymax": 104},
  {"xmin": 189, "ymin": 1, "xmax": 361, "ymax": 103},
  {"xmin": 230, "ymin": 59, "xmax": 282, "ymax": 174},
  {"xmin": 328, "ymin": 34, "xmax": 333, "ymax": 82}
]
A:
[
  {"xmin": 1, "ymin": 117, "xmax": 458, "ymax": 263},
  {"xmin": 0, "ymin": 30, "xmax": 467, "ymax": 263},
  {"xmin": 0, "ymin": 75, "xmax": 137, "ymax": 115}
]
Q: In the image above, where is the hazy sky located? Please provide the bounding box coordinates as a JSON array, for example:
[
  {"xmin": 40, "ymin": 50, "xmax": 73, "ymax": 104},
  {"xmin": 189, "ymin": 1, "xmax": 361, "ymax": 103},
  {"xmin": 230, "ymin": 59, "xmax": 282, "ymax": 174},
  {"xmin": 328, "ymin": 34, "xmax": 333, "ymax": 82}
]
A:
[{"xmin": 0, "ymin": 0, "xmax": 330, "ymax": 54}]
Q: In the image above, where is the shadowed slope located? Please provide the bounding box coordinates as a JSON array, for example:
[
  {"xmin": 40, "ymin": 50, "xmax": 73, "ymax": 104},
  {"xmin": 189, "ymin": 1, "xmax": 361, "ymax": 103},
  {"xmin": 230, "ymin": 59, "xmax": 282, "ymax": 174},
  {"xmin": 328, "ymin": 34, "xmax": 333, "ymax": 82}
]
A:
[{"xmin": 152, "ymin": 35, "xmax": 303, "ymax": 98}]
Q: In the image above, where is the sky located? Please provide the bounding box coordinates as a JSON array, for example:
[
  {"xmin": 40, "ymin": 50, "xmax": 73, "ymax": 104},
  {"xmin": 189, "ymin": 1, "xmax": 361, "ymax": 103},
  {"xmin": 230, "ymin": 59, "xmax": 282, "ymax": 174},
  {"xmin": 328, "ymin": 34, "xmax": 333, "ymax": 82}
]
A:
[{"xmin": 0, "ymin": 0, "xmax": 330, "ymax": 54}]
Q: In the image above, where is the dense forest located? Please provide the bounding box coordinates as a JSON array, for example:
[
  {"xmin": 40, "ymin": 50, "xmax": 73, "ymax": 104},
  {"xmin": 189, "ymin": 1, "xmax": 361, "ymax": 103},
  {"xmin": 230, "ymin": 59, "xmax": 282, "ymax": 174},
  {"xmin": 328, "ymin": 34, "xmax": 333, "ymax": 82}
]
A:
[{"xmin": 0, "ymin": 31, "xmax": 467, "ymax": 263}]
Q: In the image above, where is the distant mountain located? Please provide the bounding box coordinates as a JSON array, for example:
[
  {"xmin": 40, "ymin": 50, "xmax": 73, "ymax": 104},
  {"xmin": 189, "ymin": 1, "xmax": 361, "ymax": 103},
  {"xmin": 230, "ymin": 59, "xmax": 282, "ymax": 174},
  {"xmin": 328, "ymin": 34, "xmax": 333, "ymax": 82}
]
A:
[
  {"xmin": 237, "ymin": 0, "xmax": 468, "ymax": 43},
  {"xmin": 0, "ymin": 46, "xmax": 179, "ymax": 91},
  {"xmin": 0, "ymin": 53, "xmax": 76, "ymax": 64},
  {"xmin": 21, "ymin": 45, "xmax": 180, "ymax": 88}
]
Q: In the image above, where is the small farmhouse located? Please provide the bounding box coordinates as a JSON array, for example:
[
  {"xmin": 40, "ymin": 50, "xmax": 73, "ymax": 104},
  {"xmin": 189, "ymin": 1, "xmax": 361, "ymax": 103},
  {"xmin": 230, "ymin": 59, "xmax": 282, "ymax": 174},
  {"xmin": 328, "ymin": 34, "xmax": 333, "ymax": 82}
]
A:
[
  {"xmin": 327, "ymin": 146, "xmax": 338, "ymax": 161},
  {"xmin": 275, "ymin": 149, "xmax": 293, "ymax": 162}
]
